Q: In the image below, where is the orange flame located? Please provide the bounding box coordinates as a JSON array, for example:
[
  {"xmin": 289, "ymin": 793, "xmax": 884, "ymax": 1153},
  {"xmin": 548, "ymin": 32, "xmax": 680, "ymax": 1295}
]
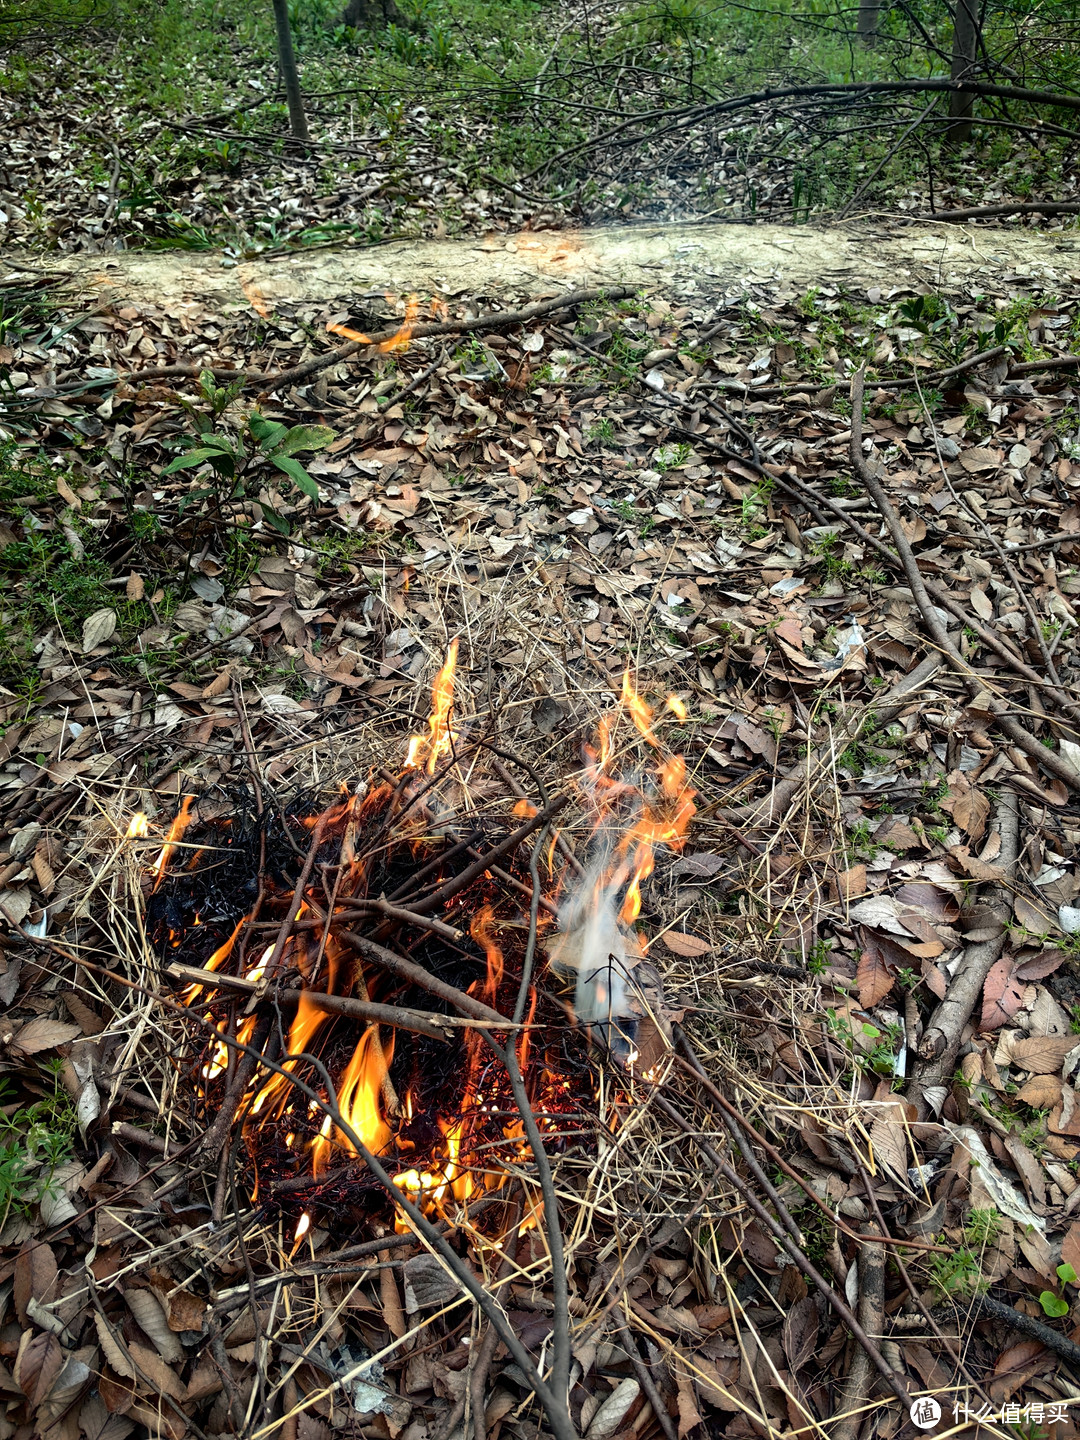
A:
[
  {"xmin": 152, "ymin": 795, "xmax": 196, "ymax": 891},
  {"xmin": 617, "ymin": 752, "xmax": 695, "ymax": 925},
  {"xmin": 312, "ymin": 1027, "xmax": 393, "ymax": 1174},
  {"xmin": 469, "ymin": 905, "xmax": 504, "ymax": 1003},
  {"xmin": 202, "ymin": 1013, "xmax": 257, "ymax": 1082},
  {"xmin": 183, "ymin": 915, "xmax": 250, "ymax": 1003},
  {"xmin": 327, "ymin": 293, "xmax": 421, "ymax": 355},
  {"xmin": 126, "ymin": 813, "xmax": 149, "ymax": 839},
  {"xmin": 405, "ymin": 639, "xmax": 460, "ymax": 774},
  {"xmin": 621, "ymin": 670, "xmax": 660, "ymax": 748},
  {"xmin": 249, "ymin": 992, "xmax": 328, "ymax": 1119}
]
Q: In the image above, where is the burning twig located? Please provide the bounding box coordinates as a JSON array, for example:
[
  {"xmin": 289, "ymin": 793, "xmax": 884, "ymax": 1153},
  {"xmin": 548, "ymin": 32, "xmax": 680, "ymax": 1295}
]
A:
[
  {"xmin": 405, "ymin": 791, "xmax": 570, "ymax": 916},
  {"xmin": 342, "ymin": 933, "xmax": 508, "ymax": 1026},
  {"xmin": 166, "ymin": 962, "xmax": 494, "ymax": 1040},
  {"xmin": 259, "ymin": 808, "xmax": 332, "ymax": 987}
]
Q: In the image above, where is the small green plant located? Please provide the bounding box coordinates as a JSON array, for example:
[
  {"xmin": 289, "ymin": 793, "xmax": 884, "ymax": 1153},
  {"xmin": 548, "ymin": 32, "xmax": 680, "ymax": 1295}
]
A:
[
  {"xmin": 654, "ymin": 441, "xmax": 690, "ymax": 472},
  {"xmin": 739, "ymin": 476, "xmax": 773, "ymax": 538},
  {"xmin": 1038, "ymin": 1264, "xmax": 1077, "ymax": 1318},
  {"xmin": 964, "ymin": 1209, "xmax": 1002, "ymax": 1249},
  {"xmin": 588, "ymin": 417, "xmax": 616, "ymax": 443},
  {"xmin": 930, "ymin": 1245, "xmax": 986, "ymax": 1298},
  {"xmin": 0, "ymin": 1068, "xmax": 79, "ymax": 1228},
  {"xmin": 164, "ymin": 371, "xmax": 335, "ymax": 547},
  {"xmin": 807, "ymin": 937, "xmax": 830, "ymax": 975},
  {"xmin": 810, "ymin": 532, "xmax": 853, "ymax": 584},
  {"xmin": 826, "ymin": 1010, "xmax": 900, "ymax": 1077}
]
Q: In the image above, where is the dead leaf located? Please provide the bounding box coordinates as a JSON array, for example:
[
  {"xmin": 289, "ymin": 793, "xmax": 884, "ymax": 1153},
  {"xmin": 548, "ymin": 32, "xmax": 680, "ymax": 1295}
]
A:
[
  {"xmin": 833, "ymin": 864, "xmax": 867, "ymax": 901},
  {"xmin": 781, "ymin": 1295, "xmax": 818, "ymax": 1373},
  {"xmin": 62, "ymin": 991, "xmax": 105, "ymax": 1035},
  {"xmin": 94, "ymin": 1314, "xmax": 136, "ymax": 1380},
  {"xmin": 941, "ymin": 772, "xmax": 990, "ymax": 843},
  {"xmin": 1014, "ymin": 951, "xmax": 1064, "ymax": 982},
  {"xmin": 1014, "ymin": 893, "xmax": 1058, "ymax": 935},
  {"xmin": 82, "ymin": 607, "xmax": 117, "ymax": 653},
  {"xmin": 126, "ymin": 572, "xmax": 145, "ymax": 601},
  {"xmin": 660, "ymin": 931, "xmax": 711, "ymax": 958},
  {"xmin": 127, "ymin": 1341, "xmax": 186, "ymax": 1402},
  {"xmin": 1008, "ymin": 1034, "xmax": 1080, "ymax": 1075},
  {"xmin": 201, "ymin": 667, "xmax": 233, "ymax": 699},
  {"xmin": 947, "ymin": 844, "xmax": 1004, "ymax": 882},
  {"xmin": 1016, "ymin": 1074, "xmax": 1063, "ymax": 1109},
  {"xmin": 7, "ymin": 1017, "xmax": 81, "ymax": 1055},
  {"xmin": 675, "ymin": 1366, "xmax": 703, "ymax": 1439},
  {"xmin": 1061, "ymin": 1221, "xmax": 1080, "ymax": 1278},
  {"xmin": 13, "ymin": 1242, "xmax": 57, "ymax": 1324},
  {"xmin": 989, "ymin": 1340, "xmax": 1054, "ymax": 1404},
  {"xmin": 857, "ymin": 937, "xmax": 895, "ymax": 1007},
  {"xmin": 14, "ymin": 1330, "xmax": 63, "ymax": 1408},
  {"xmin": 867, "ymin": 1102, "xmax": 911, "ymax": 1182},
  {"xmin": 982, "ymin": 958, "xmax": 1027, "ymax": 1030},
  {"xmin": 960, "ymin": 445, "xmax": 1000, "ymax": 473},
  {"xmin": 970, "ymin": 585, "xmax": 994, "ymax": 620},
  {"xmin": 125, "ymin": 1288, "xmax": 184, "ymax": 1363},
  {"xmin": 166, "ymin": 1289, "xmax": 208, "ymax": 1333}
]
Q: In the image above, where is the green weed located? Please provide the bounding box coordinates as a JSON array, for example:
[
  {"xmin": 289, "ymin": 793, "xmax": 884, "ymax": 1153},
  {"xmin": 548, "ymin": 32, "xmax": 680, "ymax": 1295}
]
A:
[{"xmin": 0, "ymin": 1067, "xmax": 79, "ymax": 1228}]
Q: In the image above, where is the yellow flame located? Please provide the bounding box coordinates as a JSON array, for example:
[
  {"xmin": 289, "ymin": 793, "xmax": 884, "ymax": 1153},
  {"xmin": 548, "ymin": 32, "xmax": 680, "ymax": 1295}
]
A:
[
  {"xmin": 202, "ymin": 1014, "xmax": 257, "ymax": 1082},
  {"xmin": 469, "ymin": 905, "xmax": 504, "ymax": 1003},
  {"xmin": 249, "ymin": 993, "xmax": 328, "ymax": 1118},
  {"xmin": 404, "ymin": 639, "xmax": 460, "ymax": 774},
  {"xmin": 312, "ymin": 1027, "xmax": 393, "ymax": 1174},
  {"xmin": 126, "ymin": 813, "xmax": 149, "ymax": 839},
  {"xmin": 152, "ymin": 795, "xmax": 196, "ymax": 891}
]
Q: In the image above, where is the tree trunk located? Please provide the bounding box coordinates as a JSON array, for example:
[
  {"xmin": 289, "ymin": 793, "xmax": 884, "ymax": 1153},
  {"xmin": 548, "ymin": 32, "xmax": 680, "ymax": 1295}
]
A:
[
  {"xmin": 857, "ymin": 0, "xmax": 882, "ymax": 45},
  {"xmin": 947, "ymin": 0, "xmax": 980, "ymax": 144},
  {"xmin": 271, "ymin": 0, "xmax": 310, "ymax": 143}
]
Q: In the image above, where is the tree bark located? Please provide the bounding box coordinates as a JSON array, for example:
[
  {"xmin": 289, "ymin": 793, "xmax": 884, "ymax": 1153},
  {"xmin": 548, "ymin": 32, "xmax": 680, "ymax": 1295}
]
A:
[
  {"xmin": 857, "ymin": 0, "xmax": 882, "ymax": 45},
  {"xmin": 271, "ymin": 0, "xmax": 310, "ymax": 143},
  {"xmin": 947, "ymin": 0, "xmax": 980, "ymax": 143}
]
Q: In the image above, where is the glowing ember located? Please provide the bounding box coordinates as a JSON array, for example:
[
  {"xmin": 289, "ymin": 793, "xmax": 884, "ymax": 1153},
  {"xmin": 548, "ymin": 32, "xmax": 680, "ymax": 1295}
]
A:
[{"xmin": 126, "ymin": 813, "xmax": 149, "ymax": 839}]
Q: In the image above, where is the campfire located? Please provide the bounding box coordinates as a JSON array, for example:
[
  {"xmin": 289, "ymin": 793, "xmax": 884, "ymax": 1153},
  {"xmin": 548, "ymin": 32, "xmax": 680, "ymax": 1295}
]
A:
[{"xmin": 142, "ymin": 645, "xmax": 696, "ymax": 1240}]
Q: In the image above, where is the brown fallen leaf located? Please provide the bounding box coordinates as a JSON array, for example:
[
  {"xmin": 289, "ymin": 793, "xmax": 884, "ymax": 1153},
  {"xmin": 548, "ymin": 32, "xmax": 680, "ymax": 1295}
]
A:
[
  {"xmin": 13, "ymin": 1242, "xmax": 57, "ymax": 1325},
  {"xmin": 1016, "ymin": 1074, "xmax": 1063, "ymax": 1109},
  {"xmin": 981, "ymin": 957, "xmax": 1026, "ymax": 1030},
  {"xmin": 660, "ymin": 931, "xmax": 711, "ymax": 958},
  {"xmin": 7, "ymin": 1017, "xmax": 81, "ymax": 1056},
  {"xmin": 1013, "ymin": 892, "xmax": 1058, "ymax": 935},
  {"xmin": 856, "ymin": 935, "xmax": 895, "ymax": 1007},
  {"xmin": 13, "ymin": 1329, "xmax": 63, "ymax": 1409},
  {"xmin": 833, "ymin": 863, "xmax": 866, "ymax": 901},
  {"xmin": 947, "ymin": 845, "xmax": 1002, "ymax": 882},
  {"xmin": 1008, "ymin": 1034, "xmax": 1080, "ymax": 1075},
  {"xmin": 126, "ymin": 571, "xmax": 145, "ymax": 601}
]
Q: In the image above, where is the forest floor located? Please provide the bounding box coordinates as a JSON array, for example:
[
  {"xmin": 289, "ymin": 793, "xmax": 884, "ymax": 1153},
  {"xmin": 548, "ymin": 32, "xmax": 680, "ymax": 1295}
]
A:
[{"xmin": 5, "ymin": 216, "xmax": 1080, "ymax": 1440}]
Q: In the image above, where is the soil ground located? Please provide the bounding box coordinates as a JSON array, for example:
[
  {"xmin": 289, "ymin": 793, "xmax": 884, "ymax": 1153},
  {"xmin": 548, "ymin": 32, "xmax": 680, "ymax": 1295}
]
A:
[{"xmin": 15, "ymin": 218, "xmax": 1080, "ymax": 310}]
